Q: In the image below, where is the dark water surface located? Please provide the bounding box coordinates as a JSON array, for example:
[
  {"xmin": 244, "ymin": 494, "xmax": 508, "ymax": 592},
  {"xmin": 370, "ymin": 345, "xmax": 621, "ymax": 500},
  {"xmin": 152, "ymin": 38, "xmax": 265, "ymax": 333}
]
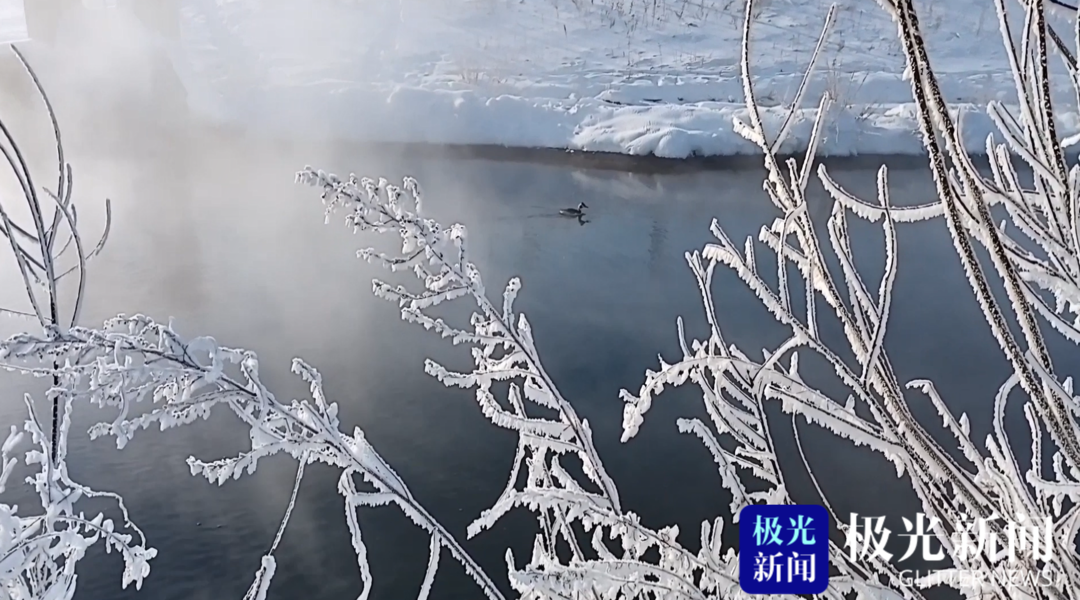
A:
[{"xmin": 0, "ymin": 51, "xmax": 1074, "ymax": 600}]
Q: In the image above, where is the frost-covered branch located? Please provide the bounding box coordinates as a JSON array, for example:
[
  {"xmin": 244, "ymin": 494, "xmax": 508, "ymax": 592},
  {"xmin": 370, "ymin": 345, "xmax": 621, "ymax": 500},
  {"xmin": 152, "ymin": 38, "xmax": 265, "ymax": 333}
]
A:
[
  {"xmin": 0, "ymin": 397, "xmax": 155, "ymax": 600},
  {"xmin": 613, "ymin": 0, "xmax": 1080, "ymax": 597},
  {"xmin": 0, "ymin": 42, "xmax": 504, "ymax": 600},
  {"xmin": 294, "ymin": 111, "xmax": 893, "ymax": 597},
  {"xmin": 293, "ymin": 0, "xmax": 1080, "ymax": 598},
  {"xmin": 0, "ymin": 316, "xmax": 507, "ymax": 600},
  {"xmin": 0, "ymin": 45, "xmax": 111, "ymax": 463},
  {"xmin": 297, "ymin": 169, "xmax": 726, "ymax": 599},
  {"xmin": 2, "ymin": 0, "xmax": 1076, "ymax": 597},
  {"xmin": 0, "ymin": 47, "xmax": 143, "ymax": 600}
]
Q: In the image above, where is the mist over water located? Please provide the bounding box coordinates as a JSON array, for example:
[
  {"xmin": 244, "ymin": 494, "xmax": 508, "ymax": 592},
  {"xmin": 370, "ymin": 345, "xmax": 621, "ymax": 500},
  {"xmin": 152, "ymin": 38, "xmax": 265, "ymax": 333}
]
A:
[{"xmin": 0, "ymin": 5, "xmax": 1071, "ymax": 600}]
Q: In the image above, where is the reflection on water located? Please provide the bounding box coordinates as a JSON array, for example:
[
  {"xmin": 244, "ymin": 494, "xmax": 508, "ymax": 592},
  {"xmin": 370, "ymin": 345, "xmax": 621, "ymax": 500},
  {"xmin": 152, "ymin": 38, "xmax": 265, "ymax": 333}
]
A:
[{"xmin": 0, "ymin": 32, "xmax": 1075, "ymax": 600}]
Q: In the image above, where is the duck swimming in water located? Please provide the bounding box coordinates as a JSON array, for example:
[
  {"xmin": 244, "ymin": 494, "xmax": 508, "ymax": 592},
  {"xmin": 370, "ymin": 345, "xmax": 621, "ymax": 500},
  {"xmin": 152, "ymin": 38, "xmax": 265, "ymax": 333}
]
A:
[{"xmin": 559, "ymin": 202, "xmax": 588, "ymax": 217}]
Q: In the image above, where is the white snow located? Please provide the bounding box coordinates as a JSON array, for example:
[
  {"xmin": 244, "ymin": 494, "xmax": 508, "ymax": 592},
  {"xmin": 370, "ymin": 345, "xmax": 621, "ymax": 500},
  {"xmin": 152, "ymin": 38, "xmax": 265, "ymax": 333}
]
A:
[
  {"xmin": 24, "ymin": 0, "xmax": 1080, "ymax": 157},
  {"xmin": 0, "ymin": 0, "xmax": 27, "ymax": 45}
]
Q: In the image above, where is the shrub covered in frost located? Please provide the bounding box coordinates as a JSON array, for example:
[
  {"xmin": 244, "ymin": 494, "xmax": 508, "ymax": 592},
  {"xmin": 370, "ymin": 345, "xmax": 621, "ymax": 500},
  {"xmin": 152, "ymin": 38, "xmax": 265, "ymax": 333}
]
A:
[{"xmin": 2, "ymin": 0, "xmax": 1080, "ymax": 599}]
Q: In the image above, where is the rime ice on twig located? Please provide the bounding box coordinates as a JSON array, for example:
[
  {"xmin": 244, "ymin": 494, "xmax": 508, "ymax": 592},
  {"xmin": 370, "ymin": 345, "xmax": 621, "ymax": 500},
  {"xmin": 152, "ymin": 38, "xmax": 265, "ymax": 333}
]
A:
[
  {"xmin": 3, "ymin": 0, "xmax": 1080, "ymax": 596},
  {"xmin": 622, "ymin": 0, "xmax": 1080, "ymax": 597},
  {"xmin": 0, "ymin": 400, "xmax": 155, "ymax": 599},
  {"xmin": 294, "ymin": 0, "xmax": 1080, "ymax": 597},
  {"xmin": 2, "ymin": 315, "xmax": 506, "ymax": 600},
  {"xmin": 0, "ymin": 45, "xmax": 132, "ymax": 599}
]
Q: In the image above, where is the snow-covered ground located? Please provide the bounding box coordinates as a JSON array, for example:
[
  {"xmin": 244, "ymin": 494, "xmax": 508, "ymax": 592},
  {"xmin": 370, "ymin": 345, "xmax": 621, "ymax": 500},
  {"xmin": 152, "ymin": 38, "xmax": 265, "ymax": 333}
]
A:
[
  {"xmin": 10, "ymin": 0, "xmax": 1080, "ymax": 157},
  {"xmin": 0, "ymin": 0, "xmax": 27, "ymax": 45}
]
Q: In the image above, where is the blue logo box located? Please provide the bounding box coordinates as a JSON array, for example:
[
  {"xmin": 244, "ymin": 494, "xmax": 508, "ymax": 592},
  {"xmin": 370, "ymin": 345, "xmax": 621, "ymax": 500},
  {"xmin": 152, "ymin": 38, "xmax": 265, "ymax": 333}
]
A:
[{"xmin": 738, "ymin": 504, "xmax": 829, "ymax": 594}]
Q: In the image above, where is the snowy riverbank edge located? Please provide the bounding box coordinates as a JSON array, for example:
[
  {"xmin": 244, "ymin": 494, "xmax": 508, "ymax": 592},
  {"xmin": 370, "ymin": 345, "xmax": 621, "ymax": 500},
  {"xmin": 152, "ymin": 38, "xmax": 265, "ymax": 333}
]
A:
[{"xmin": 183, "ymin": 83, "xmax": 1080, "ymax": 159}]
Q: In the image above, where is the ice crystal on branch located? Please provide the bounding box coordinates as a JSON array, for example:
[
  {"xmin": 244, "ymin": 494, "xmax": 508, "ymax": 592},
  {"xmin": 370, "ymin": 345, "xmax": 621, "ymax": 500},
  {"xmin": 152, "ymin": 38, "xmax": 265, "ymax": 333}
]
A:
[
  {"xmin": 294, "ymin": 0, "xmax": 1080, "ymax": 597},
  {"xmin": 3, "ymin": 0, "xmax": 1080, "ymax": 596},
  {"xmin": 4, "ymin": 313, "xmax": 509, "ymax": 600},
  {"xmin": 0, "ymin": 44, "xmax": 148, "ymax": 600}
]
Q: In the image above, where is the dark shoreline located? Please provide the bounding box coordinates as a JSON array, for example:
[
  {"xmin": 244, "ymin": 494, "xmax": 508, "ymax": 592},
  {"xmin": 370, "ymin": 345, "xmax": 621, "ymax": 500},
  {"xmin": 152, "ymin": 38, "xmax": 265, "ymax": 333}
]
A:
[
  {"xmin": 341, "ymin": 142, "xmax": 939, "ymax": 174},
  {"xmin": 205, "ymin": 121, "xmax": 1027, "ymax": 175},
  {"xmin": 236, "ymin": 131, "xmax": 942, "ymax": 175}
]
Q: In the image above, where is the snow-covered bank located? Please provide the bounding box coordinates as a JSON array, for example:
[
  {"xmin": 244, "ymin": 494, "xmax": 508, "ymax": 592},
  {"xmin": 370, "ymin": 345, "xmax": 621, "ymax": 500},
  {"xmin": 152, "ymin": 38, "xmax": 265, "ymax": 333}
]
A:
[
  {"xmin": 0, "ymin": 0, "xmax": 27, "ymax": 45},
  {"xmin": 179, "ymin": 87, "xmax": 1080, "ymax": 158},
  {"xmin": 166, "ymin": 0, "xmax": 1079, "ymax": 158},
  {"xmin": 11, "ymin": 0, "xmax": 1080, "ymax": 158}
]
